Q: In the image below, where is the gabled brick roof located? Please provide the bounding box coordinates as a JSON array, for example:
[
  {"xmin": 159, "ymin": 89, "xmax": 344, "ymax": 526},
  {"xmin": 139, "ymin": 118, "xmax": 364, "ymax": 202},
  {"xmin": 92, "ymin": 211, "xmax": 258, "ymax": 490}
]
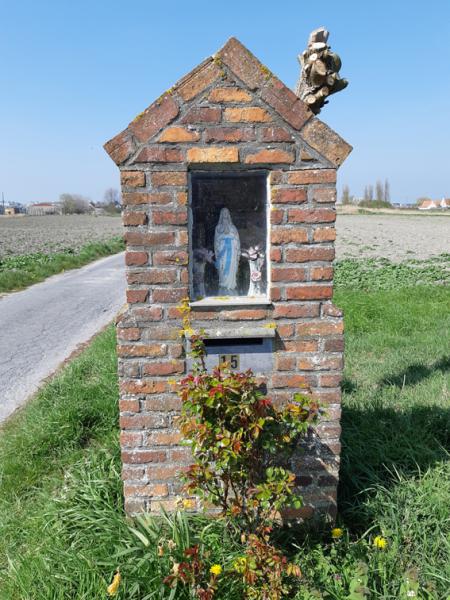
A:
[{"xmin": 104, "ymin": 37, "xmax": 351, "ymax": 168}]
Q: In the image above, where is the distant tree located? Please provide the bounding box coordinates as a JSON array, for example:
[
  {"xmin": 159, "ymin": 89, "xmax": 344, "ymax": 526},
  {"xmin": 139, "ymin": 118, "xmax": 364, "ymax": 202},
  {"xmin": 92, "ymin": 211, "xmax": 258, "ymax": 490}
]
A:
[
  {"xmin": 102, "ymin": 188, "xmax": 121, "ymax": 214},
  {"xmin": 384, "ymin": 179, "xmax": 391, "ymax": 203},
  {"xmin": 60, "ymin": 193, "xmax": 90, "ymax": 214},
  {"xmin": 363, "ymin": 186, "xmax": 369, "ymax": 202},
  {"xmin": 341, "ymin": 184, "xmax": 351, "ymax": 205},
  {"xmin": 103, "ymin": 188, "xmax": 121, "ymax": 206},
  {"xmin": 375, "ymin": 180, "xmax": 384, "ymax": 202},
  {"xmin": 359, "ymin": 181, "xmax": 391, "ymax": 209}
]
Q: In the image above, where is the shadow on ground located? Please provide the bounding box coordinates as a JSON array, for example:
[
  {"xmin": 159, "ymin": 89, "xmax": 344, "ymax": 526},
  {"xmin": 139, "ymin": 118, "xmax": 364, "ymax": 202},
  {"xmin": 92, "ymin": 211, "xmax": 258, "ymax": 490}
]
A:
[
  {"xmin": 379, "ymin": 356, "xmax": 450, "ymax": 389},
  {"xmin": 337, "ymin": 357, "xmax": 450, "ymax": 530}
]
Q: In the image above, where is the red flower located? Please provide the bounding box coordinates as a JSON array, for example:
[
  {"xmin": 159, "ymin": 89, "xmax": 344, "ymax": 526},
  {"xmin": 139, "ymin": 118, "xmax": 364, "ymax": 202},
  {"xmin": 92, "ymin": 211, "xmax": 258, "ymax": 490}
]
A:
[{"xmin": 259, "ymin": 398, "xmax": 272, "ymax": 408}]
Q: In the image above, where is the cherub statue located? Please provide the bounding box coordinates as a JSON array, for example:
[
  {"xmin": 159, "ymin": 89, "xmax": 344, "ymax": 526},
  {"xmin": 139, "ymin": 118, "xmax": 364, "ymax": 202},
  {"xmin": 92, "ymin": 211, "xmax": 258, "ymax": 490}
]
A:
[{"xmin": 241, "ymin": 245, "xmax": 265, "ymax": 297}]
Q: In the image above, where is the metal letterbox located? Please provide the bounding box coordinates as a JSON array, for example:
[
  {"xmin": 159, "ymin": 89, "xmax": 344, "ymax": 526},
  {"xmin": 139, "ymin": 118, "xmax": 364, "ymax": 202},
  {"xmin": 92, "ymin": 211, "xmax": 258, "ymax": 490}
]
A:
[{"xmin": 187, "ymin": 328, "xmax": 275, "ymax": 375}]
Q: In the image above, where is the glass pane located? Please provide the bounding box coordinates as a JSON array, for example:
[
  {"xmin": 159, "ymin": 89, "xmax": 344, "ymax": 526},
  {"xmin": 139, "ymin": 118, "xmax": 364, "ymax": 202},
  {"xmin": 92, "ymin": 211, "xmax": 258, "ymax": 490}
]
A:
[{"xmin": 190, "ymin": 172, "xmax": 267, "ymax": 300}]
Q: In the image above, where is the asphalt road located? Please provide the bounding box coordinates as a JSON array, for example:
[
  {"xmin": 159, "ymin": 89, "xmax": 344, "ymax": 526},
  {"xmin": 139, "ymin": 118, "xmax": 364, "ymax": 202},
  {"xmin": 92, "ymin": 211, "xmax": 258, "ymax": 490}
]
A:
[{"xmin": 0, "ymin": 253, "xmax": 126, "ymax": 423}]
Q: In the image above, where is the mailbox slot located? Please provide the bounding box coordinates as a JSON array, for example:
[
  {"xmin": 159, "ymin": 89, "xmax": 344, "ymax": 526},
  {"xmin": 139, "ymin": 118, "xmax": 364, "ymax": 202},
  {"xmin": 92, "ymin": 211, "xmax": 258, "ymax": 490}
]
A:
[
  {"xmin": 188, "ymin": 334, "xmax": 273, "ymax": 374},
  {"xmin": 204, "ymin": 338, "xmax": 264, "ymax": 348}
]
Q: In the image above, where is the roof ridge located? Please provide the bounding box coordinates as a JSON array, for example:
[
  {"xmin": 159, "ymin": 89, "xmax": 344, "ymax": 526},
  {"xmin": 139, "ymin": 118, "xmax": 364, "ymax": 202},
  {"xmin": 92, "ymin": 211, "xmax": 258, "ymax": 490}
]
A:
[
  {"xmin": 215, "ymin": 37, "xmax": 312, "ymax": 131},
  {"xmin": 104, "ymin": 36, "xmax": 351, "ymax": 168}
]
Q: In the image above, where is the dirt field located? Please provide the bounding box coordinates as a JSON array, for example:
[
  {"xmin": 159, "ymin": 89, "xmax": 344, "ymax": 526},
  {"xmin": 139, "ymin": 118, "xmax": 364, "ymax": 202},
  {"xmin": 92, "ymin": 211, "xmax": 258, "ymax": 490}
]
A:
[
  {"xmin": 2, "ymin": 213, "xmax": 448, "ymax": 262},
  {"xmin": 0, "ymin": 215, "xmax": 123, "ymax": 257},
  {"xmin": 336, "ymin": 214, "xmax": 450, "ymax": 261}
]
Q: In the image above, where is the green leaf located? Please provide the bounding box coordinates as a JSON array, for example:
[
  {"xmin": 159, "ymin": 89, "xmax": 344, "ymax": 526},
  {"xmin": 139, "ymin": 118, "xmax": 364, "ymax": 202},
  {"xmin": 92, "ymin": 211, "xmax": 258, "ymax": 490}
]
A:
[{"xmin": 128, "ymin": 527, "xmax": 150, "ymax": 547}]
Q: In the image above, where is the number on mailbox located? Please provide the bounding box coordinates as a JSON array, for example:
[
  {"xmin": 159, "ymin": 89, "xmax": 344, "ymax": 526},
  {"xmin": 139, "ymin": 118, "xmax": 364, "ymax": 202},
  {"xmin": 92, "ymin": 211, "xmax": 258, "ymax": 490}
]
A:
[{"xmin": 219, "ymin": 354, "xmax": 240, "ymax": 370}]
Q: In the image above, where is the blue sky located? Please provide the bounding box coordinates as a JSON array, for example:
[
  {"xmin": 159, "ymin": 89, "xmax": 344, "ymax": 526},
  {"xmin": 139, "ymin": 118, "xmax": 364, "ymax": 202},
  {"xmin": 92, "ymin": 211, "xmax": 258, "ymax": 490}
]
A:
[{"xmin": 1, "ymin": 0, "xmax": 449, "ymax": 205}]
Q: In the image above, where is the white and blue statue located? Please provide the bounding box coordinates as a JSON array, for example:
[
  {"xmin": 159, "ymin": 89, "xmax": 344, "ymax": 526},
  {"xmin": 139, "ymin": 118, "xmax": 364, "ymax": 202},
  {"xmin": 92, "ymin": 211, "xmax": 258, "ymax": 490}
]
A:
[{"xmin": 214, "ymin": 208, "xmax": 241, "ymax": 295}]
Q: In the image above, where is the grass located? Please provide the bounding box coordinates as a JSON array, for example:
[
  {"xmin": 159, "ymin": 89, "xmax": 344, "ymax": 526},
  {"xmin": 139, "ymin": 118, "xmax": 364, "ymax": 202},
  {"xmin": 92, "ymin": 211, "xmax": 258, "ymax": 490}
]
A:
[
  {"xmin": 335, "ymin": 254, "xmax": 450, "ymax": 290},
  {"xmin": 0, "ymin": 237, "xmax": 125, "ymax": 293},
  {"xmin": 0, "ymin": 272, "xmax": 449, "ymax": 598}
]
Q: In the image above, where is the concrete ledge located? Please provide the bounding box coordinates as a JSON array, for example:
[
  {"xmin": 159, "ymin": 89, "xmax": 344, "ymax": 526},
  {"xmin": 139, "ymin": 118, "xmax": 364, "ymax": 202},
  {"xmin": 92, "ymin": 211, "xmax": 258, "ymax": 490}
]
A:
[
  {"xmin": 188, "ymin": 325, "xmax": 276, "ymax": 339},
  {"xmin": 190, "ymin": 296, "xmax": 271, "ymax": 308}
]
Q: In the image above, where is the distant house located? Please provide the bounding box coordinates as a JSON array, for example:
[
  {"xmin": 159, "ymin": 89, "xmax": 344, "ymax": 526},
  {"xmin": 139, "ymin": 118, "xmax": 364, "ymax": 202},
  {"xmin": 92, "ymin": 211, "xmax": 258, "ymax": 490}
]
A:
[
  {"xmin": 418, "ymin": 198, "xmax": 450, "ymax": 210},
  {"xmin": 88, "ymin": 202, "xmax": 106, "ymax": 216},
  {"xmin": 1, "ymin": 204, "xmax": 26, "ymax": 216},
  {"xmin": 27, "ymin": 202, "xmax": 62, "ymax": 216}
]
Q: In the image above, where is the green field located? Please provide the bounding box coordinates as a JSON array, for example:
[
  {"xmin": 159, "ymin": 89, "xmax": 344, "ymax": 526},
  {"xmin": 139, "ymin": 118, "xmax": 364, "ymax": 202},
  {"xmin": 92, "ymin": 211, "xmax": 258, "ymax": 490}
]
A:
[
  {"xmin": 0, "ymin": 214, "xmax": 124, "ymax": 293},
  {"xmin": 0, "ymin": 238, "xmax": 125, "ymax": 293},
  {"xmin": 0, "ymin": 262, "xmax": 449, "ymax": 599}
]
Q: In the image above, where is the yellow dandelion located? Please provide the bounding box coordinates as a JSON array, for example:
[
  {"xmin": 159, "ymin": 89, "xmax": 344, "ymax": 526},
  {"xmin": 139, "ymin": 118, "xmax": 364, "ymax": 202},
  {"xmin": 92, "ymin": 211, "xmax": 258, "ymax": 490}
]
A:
[
  {"xmin": 373, "ymin": 535, "xmax": 388, "ymax": 549},
  {"xmin": 107, "ymin": 570, "xmax": 121, "ymax": 597},
  {"xmin": 182, "ymin": 498, "xmax": 195, "ymax": 509},
  {"xmin": 210, "ymin": 564, "xmax": 222, "ymax": 576},
  {"xmin": 331, "ymin": 527, "xmax": 343, "ymax": 539}
]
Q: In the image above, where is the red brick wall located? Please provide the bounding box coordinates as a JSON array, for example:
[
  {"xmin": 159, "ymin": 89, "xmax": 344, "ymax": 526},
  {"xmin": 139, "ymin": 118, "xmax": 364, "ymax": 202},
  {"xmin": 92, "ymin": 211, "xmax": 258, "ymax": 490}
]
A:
[{"xmin": 115, "ymin": 65, "xmax": 343, "ymax": 519}]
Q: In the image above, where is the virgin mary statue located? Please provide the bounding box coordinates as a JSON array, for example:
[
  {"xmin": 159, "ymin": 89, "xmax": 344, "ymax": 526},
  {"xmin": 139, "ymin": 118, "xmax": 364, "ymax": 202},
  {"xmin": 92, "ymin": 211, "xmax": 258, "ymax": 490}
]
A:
[{"xmin": 214, "ymin": 208, "xmax": 240, "ymax": 294}]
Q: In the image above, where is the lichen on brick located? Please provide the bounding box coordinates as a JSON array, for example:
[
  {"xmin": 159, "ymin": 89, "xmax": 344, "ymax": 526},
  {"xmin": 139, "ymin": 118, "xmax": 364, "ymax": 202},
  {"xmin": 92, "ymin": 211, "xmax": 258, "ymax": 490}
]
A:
[
  {"xmin": 155, "ymin": 91, "xmax": 170, "ymax": 106},
  {"xmin": 259, "ymin": 64, "xmax": 273, "ymax": 81}
]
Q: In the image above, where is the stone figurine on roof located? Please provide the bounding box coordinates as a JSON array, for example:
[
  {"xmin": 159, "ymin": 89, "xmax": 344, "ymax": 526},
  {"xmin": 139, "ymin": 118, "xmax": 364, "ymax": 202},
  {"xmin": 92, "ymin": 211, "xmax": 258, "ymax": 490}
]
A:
[{"xmin": 295, "ymin": 27, "xmax": 348, "ymax": 115}]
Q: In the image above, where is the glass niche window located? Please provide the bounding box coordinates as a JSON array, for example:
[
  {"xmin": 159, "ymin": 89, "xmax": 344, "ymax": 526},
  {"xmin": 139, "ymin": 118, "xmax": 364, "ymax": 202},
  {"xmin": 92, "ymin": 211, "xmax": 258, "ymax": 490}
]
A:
[{"xmin": 190, "ymin": 171, "xmax": 268, "ymax": 303}]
